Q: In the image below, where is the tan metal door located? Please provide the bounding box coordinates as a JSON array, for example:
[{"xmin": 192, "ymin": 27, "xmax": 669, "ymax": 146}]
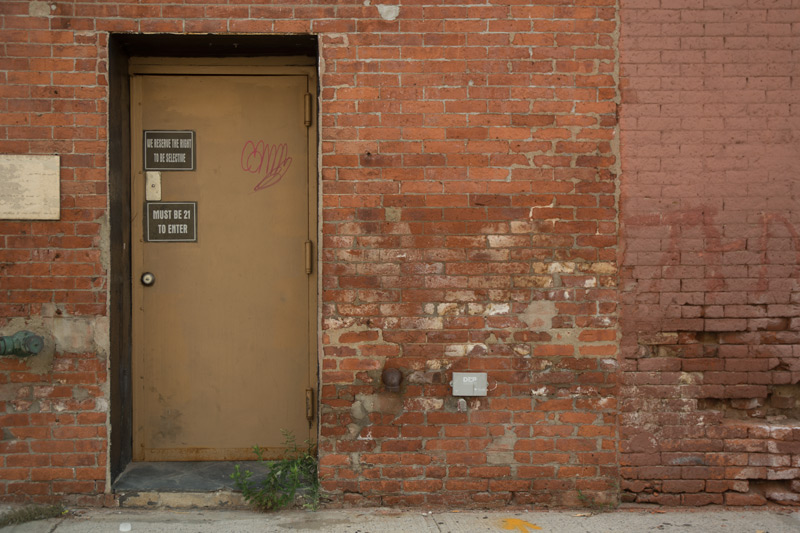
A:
[{"xmin": 130, "ymin": 69, "xmax": 317, "ymax": 461}]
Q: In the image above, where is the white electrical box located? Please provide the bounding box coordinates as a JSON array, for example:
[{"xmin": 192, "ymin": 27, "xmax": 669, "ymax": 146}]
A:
[{"xmin": 451, "ymin": 372, "xmax": 488, "ymax": 396}]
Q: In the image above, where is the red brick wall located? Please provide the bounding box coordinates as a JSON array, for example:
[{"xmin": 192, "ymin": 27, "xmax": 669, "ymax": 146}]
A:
[
  {"xmin": 619, "ymin": 0, "xmax": 800, "ymax": 505},
  {"xmin": 317, "ymin": 1, "xmax": 619, "ymax": 507},
  {"xmin": 0, "ymin": 0, "xmax": 620, "ymax": 506},
  {"xmin": 0, "ymin": 1, "xmax": 110, "ymax": 505}
]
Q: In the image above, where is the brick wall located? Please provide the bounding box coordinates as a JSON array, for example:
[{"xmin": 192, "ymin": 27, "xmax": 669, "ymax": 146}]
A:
[
  {"xmin": 9, "ymin": 0, "xmax": 796, "ymax": 509},
  {"xmin": 317, "ymin": 1, "xmax": 620, "ymax": 507},
  {"xmin": 0, "ymin": 1, "xmax": 110, "ymax": 505},
  {"xmin": 0, "ymin": 0, "xmax": 620, "ymax": 506},
  {"xmin": 619, "ymin": 0, "xmax": 800, "ymax": 505},
  {"xmin": 321, "ymin": 1, "xmax": 616, "ymax": 505}
]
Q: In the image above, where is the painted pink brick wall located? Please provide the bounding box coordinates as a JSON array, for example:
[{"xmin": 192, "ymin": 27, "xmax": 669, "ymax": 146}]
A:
[{"xmin": 619, "ymin": 0, "xmax": 800, "ymax": 506}]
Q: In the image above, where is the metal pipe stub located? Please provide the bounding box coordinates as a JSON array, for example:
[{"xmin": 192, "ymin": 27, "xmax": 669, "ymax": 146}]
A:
[
  {"xmin": 381, "ymin": 367, "xmax": 402, "ymax": 392},
  {"xmin": 0, "ymin": 330, "xmax": 44, "ymax": 357}
]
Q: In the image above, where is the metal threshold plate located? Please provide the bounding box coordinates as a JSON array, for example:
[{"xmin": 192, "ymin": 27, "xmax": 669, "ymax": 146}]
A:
[{"xmin": 113, "ymin": 461, "xmax": 270, "ymax": 492}]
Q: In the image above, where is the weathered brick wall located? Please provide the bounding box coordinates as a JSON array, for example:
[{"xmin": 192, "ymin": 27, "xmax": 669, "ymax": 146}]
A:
[
  {"xmin": 316, "ymin": 2, "xmax": 619, "ymax": 507},
  {"xmin": 0, "ymin": 0, "xmax": 620, "ymax": 506},
  {"xmin": 0, "ymin": 2, "xmax": 110, "ymax": 505},
  {"xmin": 619, "ymin": 0, "xmax": 800, "ymax": 505}
]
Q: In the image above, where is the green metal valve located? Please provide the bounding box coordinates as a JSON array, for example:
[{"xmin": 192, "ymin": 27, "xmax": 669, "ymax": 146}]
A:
[{"xmin": 0, "ymin": 330, "xmax": 44, "ymax": 357}]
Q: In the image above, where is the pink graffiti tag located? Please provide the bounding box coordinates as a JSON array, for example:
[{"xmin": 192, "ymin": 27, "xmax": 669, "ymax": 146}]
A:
[{"xmin": 240, "ymin": 141, "xmax": 292, "ymax": 191}]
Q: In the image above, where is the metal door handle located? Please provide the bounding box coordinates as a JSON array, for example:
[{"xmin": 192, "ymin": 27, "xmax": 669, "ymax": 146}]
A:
[{"xmin": 141, "ymin": 272, "xmax": 155, "ymax": 286}]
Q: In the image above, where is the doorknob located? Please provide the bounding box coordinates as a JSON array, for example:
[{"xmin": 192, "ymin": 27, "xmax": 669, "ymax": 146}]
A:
[{"xmin": 141, "ymin": 272, "xmax": 155, "ymax": 286}]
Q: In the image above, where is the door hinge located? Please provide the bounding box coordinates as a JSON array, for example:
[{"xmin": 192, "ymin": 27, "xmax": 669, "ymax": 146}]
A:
[
  {"xmin": 304, "ymin": 240, "xmax": 313, "ymax": 275},
  {"xmin": 305, "ymin": 388, "xmax": 314, "ymax": 422},
  {"xmin": 303, "ymin": 93, "xmax": 312, "ymax": 127}
]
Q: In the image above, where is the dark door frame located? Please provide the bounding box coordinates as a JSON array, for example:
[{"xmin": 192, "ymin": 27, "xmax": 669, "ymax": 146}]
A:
[{"xmin": 108, "ymin": 34, "xmax": 318, "ymax": 482}]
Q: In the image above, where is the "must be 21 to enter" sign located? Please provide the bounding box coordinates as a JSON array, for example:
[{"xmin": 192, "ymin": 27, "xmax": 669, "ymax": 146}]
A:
[{"xmin": 145, "ymin": 202, "xmax": 197, "ymax": 242}]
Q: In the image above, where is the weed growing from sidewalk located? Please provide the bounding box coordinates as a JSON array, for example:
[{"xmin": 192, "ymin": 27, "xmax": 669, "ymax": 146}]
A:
[
  {"xmin": 231, "ymin": 430, "xmax": 320, "ymax": 511},
  {"xmin": 577, "ymin": 490, "xmax": 618, "ymax": 513},
  {"xmin": 0, "ymin": 504, "xmax": 66, "ymax": 528}
]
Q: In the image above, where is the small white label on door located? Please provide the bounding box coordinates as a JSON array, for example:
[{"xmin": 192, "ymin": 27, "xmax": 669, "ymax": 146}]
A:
[{"xmin": 145, "ymin": 171, "xmax": 162, "ymax": 201}]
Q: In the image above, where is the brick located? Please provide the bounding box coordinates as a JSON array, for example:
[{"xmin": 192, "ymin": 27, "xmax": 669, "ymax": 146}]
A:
[
  {"xmin": 725, "ymin": 492, "xmax": 767, "ymax": 506},
  {"xmin": 445, "ymin": 479, "xmax": 488, "ymax": 491},
  {"xmin": 30, "ymin": 468, "xmax": 73, "ymax": 481},
  {"xmin": 403, "ymin": 479, "xmax": 442, "ymax": 492},
  {"xmin": 662, "ymin": 480, "xmax": 705, "ymax": 493},
  {"xmin": 682, "ymin": 493, "xmax": 723, "ymax": 506}
]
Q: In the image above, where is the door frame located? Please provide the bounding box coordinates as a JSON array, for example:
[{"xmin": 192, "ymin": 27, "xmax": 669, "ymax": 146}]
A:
[{"xmin": 110, "ymin": 53, "xmax": 319, "ymax": 476}]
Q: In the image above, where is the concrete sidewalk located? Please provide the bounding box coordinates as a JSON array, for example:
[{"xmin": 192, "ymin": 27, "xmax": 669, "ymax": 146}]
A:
[{"xmin": 2, "ymin": 506, "xmax": 800, "ymax": 533}]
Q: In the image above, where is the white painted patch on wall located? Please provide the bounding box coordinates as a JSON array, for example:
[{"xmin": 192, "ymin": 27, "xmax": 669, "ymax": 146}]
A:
[
  {"xmin": 485, "ymin": 303, "xmax": 510, "ymax": 316},
  {"xmin": 426, "ymin": 359, "xmax": 451, "ymax": 371},
  {"xmin": 547, "ymin": 290, "xmax": 571, "ymax": 301},
  {"xmin": 513, "ymin": 344, "xmax": 530, "ymax": 356},
  {"xmin": 600, "ymin": 358, "xmax": 618, "ymax": 370},
  {"xmin": 597, "ymin": 398, "xmax": 614, "ymax": 409},
  {"xmin": 323, "ymin": 317, "xmax": 352, "ymax": 330},
  {"xmin": 96, "ymin": 398, "xmax": 109, "ymax": 412},
  {"xmin": 0, "ymin": 154, "xmax": 60, "ymax": 220},
  {"xmin": 412, "ymin": 317, "xmax": 443, "ymax": 330},
  {"xmin": 589, "ymin": 262, "xmax": 617, "ymax": 275},
  {"xmin": 51, "ymin": 317, "xmax": 98, "ymax": 353},
  {"xmin": 445, "ymin": 343, "xmax": 487, "ymax": 357},
  {"xmin": 416, "ymin": 398, "xmax": 444, "ymax": 410},
  {"xmin": 596, "ymin": 316, "xmax": 612, "ymax": 327},
  {"xmin": 437, "ymin": 303, "xmax": 460, "ymax": 316},
  {"xmin": 547, "ymin": 262, "xmax": 574, "ymax": 274},
  {"xmin": 385, "ymin": 206, "xmax": 401, "ymax": 222},
  {"xmin": 519, "ymin": 300, "xmax": 557, "ymax": 332},
  {"xmin": 28, "ymin": 1, "xmax": 52, "ymax": 16},
  {"xmin": 376, "ymin": 4, "xmax": 400, "ymax": 20}
]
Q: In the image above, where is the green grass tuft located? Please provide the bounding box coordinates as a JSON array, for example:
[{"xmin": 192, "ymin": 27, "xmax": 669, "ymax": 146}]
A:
[{"xmin": 231, "ymin": 429, "xmax": 320, "ymax": 512}]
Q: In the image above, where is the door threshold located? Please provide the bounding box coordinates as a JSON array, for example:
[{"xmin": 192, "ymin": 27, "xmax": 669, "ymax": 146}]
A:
[
  {"xmin": 116, "ymin": 489, "xmax": 249, "ymax": 509},
  {"xmin": 113, "ymin": 461, "xmax": 269, "ymax": 493}
]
